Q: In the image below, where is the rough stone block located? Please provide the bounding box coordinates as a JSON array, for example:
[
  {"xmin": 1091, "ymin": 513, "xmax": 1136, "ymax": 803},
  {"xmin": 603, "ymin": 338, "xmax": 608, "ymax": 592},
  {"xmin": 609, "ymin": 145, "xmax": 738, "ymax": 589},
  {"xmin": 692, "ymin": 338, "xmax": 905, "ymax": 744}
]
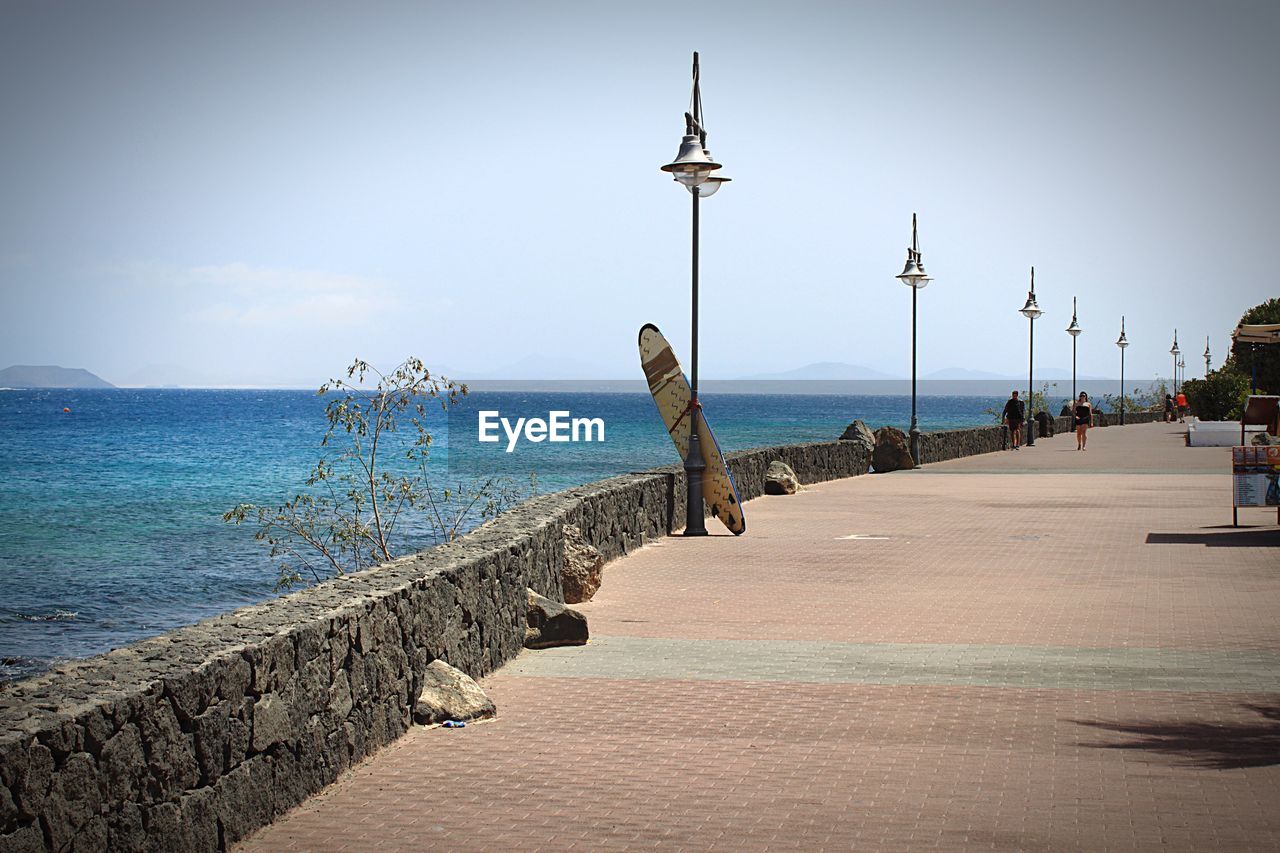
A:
[
  {"xmin": 561, "ymin": 524, "xmax": 605, "ymax": 604},
  {"xmin": 70, "ymin": 815, "xmax": 108, "ymax": 853},
  {"xmin": 0, "ymin": 781, "xmax": 17, "ymax": 828},
  {"xmin": 213, "ymin": 757, "xmax": 273, "ymax": 846},
  {"xmin": 191, "ymin": 702, "xmax": 231, "ymax": 786},
  {"xmin": 136, "ymin": 697, "xmax": 198, "ymax": 802},
  {"xmin": 250, "ymin": 693, "xmax": 291, "ymax": 752},
  {"xmin": 524, "ymin": 589, "xmax": 589, "ymax": 649},
  {"xmin": 14, "ymin": 742, "xmax": 53, "ymax": 820},
  {"xmin": 36, "ymin": 716, "xmax": 80, "ymax": 760},
  {"xmin": 39, "ymin": 751, "xmax": 99, "ymax": 848},
  {"xmin": 100, "ymin": 723, "xmax": 145, "ymax": 805},
  {"xmin": 215, "ymin": 655, "xmax": 252, "ymax": 703},
  {"xmin": 0, "ymin": 821, "xmax": 44, "ymax": 853},
  {"xmin": 764, "ymin": 460, "xmax": 800, "ymax": 495},
  {"xmin": 872, "ymin": 427, "xmax": 915, "ymax": 473},
  {"xmin": 164, "ymin": 668, "xmax": 215, "ymax": 724},
  {"xmin": 329, "ymin": 670, "xmax": 354, "ymax": 721},
  {"xmin": 412, "ymin": 660, "xmax": 496, "ymax": 726},
  {"xmin": 107, "ymin": 801, "xmax": 145, "ymax": 851},
  {"xmin": 75, "ymin": 705, "xmax": 116, "ymax": 756},
  {"xmin": 226, "ymin": 700, "xmax": 251, "ymax": 771},
  {"xmin": 839, "ymin": 419, "xmax": 876, "ymax": 452}
]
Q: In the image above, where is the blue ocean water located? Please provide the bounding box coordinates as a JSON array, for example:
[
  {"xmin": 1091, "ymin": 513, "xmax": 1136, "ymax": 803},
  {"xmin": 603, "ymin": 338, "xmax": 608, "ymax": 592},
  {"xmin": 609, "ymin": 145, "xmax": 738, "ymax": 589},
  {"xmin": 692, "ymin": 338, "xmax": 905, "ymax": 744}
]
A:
[{"xmin": 0, "ymin": 388, "xmax": 1003, "ymax": 680}]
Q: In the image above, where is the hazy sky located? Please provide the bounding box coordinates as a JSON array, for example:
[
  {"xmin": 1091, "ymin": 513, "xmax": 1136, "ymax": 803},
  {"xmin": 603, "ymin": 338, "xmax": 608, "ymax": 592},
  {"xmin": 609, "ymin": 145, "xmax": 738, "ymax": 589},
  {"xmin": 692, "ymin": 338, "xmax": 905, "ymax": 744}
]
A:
[{"xmin": 1, "ymin": 0, "xmax": 1275, "ymax": 386}]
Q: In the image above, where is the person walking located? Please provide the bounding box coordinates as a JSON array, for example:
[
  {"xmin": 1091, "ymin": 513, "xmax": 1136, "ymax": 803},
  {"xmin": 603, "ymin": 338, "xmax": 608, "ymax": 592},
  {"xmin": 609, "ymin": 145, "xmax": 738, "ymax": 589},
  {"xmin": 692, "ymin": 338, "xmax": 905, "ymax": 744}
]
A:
[
  {"xmin": 1073, "ymin": 391, "xmax": 1093, "ymax": 450},
  {"xmin": 1164, "ymin": 394, "xmax": 1175, "ymax": 423},
  {"xmin": 1176, "ymin": 390, "xmax": 1188, "ymax": 423},
  {"xmin": 1002, "ymin": 390, "xmax": 1026, "ymax": 450}
]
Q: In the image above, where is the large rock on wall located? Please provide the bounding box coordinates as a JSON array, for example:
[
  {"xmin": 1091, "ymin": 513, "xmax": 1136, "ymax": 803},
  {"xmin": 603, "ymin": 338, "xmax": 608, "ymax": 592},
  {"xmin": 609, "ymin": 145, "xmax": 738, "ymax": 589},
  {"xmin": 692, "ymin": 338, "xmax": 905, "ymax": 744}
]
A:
[
  {"xmin": 561, "ymin": 524, "xmax": 604, "ymax": 604},
  {"xmin": 524, "ymin": 590, "xmax": 588, "ymax": 649},
  {"xmin": 872, "ymin": 427, "xmax": 915, "ymax": 473},
  {"xmin": 838, "ymin": 420, "xmax": 876, "ymax": 453},
  {"xmin": 764, "ymin": 461, "xmax": 800, "ymax": 495},
  {"xmin": 412, "ymin": 660, "xmax": 495, "ymax": 726}
]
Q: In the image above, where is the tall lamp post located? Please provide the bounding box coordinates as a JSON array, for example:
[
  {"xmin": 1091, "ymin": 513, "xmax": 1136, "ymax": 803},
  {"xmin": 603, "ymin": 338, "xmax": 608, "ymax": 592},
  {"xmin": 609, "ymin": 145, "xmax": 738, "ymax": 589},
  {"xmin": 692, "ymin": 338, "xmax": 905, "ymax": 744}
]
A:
[
  {"xmin": 896, "ymin": 213, "xmax": 932, "ymax": 466},
  {"xmin": 660, "ymin": 51, "xmax": 727, "ymax": 537},
  {"xmin": 1066, "ymin": 297, "xmax": 1082, "ymax": 402},
  {"xmin": 1204, "ymin": 337, "xmax": 1211, "ymax": 375},
  {"xmin": 1170, "ymin": 330, "xmax": 1181, "ymax": 396},
  {"xmin": 1020, "ymin": 267, "xmax": 1043, "ymax": 447},
  {"xmin": 1116, "ymin": 317, "xmax": 1129, "ymax": 425}
]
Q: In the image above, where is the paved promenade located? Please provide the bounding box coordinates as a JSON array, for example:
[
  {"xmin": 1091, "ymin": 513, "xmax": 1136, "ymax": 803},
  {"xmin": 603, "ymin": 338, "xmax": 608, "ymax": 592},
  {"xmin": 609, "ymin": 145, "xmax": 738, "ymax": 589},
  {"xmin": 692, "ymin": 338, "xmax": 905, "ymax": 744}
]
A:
[{"xmin": 241, "ymin": 422, "xmax": 1280, "ymax": 851}]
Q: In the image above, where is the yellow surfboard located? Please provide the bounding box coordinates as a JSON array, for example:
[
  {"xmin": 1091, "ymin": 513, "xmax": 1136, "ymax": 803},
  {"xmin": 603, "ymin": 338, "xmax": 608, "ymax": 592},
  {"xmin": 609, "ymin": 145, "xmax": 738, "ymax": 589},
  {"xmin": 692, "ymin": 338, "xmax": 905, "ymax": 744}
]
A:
[{"xmin": 638, "ymin": 323, "xmax": 745, "ymax": 535}]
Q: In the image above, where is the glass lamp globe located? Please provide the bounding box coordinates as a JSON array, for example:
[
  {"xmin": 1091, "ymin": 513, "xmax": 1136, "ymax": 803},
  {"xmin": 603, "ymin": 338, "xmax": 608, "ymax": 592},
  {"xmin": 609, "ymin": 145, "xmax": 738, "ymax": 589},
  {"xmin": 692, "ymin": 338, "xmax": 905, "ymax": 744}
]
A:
[
  {"xmin": 661, "ymin": 134, "xmax": 721, "ymax": 188},
  {"xmin": 1020, "ymin": 294, "xmax": 1043, "ymax": 320}
]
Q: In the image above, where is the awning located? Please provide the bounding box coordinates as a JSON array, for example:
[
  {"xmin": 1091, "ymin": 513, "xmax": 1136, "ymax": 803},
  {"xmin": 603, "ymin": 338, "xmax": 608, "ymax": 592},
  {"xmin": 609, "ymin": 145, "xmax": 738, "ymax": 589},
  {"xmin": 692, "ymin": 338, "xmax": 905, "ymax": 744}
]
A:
[{"xmin": 1232, "ymin": 323, "xmax": 1280, "ymax": 345}]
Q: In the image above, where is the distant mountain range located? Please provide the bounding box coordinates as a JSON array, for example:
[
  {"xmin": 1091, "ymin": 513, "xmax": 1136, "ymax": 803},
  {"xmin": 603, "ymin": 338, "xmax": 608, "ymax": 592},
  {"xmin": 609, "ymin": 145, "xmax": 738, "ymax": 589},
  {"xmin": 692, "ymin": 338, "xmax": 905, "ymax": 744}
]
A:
[
  {"xmin": 925, "ymin": 367, "xmax": 1008, "ymax": 380},
  {"xmin": 735, "ymin": 363, "xmax": 1107, "ymax": 382},
  {"xmin": 926, "ymin": 367, "xmax": 1109, "ymax": 382},
  {"xmin": 0, "ymin": 365, "xmax": 115, "ymax": 388},
  {"xmin": 740, "ymin": 362, "xmax": 896, "ymax": 380}
]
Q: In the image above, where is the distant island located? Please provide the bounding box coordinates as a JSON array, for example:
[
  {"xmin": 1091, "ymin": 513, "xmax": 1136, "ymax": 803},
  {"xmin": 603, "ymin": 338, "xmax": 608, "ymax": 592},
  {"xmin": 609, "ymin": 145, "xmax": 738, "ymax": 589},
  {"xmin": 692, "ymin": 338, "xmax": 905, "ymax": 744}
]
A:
[{"xmin": 0, "ymin": 365, "xmax": 115, "ymax": 388}]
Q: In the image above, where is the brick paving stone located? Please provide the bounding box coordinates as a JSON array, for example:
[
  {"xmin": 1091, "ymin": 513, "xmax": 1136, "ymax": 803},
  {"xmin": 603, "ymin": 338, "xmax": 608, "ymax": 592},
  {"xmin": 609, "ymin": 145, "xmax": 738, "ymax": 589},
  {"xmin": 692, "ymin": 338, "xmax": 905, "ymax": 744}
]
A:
[{"xmin": 240, "ymin": 423, "xmax": 1280, "ymax": 851}]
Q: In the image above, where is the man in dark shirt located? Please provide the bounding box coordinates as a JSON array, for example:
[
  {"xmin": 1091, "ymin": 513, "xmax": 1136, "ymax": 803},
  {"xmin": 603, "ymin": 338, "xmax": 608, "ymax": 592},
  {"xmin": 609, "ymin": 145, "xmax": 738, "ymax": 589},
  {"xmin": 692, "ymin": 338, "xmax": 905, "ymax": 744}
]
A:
[{"xmin": 1002, "ymin": 391, "xmax": 1026, "ymax": 449}]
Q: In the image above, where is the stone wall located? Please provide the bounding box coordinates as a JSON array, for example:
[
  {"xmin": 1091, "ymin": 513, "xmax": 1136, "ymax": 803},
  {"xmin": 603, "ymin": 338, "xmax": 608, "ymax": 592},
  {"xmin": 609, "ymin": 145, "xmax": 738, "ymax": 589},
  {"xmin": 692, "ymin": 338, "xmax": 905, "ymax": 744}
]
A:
[
  {"xmin": 0, "ymin": 419, "xmax": 1157, "ymax": 851},
  {"xmin": 918, "ymin": 426, "xmax": 1009, "ymax": 463}
]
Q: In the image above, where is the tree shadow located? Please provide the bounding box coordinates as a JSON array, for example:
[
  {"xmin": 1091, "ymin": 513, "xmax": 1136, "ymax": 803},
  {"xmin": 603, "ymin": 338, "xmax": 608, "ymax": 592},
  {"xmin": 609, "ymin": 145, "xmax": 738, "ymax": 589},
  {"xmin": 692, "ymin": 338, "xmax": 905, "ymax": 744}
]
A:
[
  {"xmin": 1145, "ymin": 529, "xmax": 1280, "ymax": 547},
  {"xmin": 1073, "ymin": 704, "xmax": 1280, "ymax": 769}
]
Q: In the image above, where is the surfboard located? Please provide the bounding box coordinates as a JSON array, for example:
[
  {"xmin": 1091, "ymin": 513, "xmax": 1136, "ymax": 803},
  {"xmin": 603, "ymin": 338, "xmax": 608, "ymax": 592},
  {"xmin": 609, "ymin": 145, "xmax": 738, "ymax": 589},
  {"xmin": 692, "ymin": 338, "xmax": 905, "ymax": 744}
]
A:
[{"xmin": 638, "ymin": 323, "xmax": 746, "ymax": 535}]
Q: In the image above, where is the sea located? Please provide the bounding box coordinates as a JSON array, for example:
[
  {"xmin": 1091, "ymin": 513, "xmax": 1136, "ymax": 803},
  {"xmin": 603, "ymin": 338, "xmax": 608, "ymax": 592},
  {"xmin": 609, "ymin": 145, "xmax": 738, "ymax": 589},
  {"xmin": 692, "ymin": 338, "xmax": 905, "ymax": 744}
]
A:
[{"xmin": 0, "ymin": 386, "xmax": 1013, "ymax": 681}]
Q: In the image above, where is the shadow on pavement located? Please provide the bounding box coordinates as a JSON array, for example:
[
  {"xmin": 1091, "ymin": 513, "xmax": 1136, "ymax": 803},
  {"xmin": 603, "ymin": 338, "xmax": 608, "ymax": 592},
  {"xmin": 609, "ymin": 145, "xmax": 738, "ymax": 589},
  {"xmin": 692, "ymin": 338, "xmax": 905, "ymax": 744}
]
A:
[
  {"xmin": 1145, "ymin": 529, "xmax": 1280, "ymax": 547},
  {"xmin": 1073, "ymin": 705, "xmax": 1280, "ymax": 769}
]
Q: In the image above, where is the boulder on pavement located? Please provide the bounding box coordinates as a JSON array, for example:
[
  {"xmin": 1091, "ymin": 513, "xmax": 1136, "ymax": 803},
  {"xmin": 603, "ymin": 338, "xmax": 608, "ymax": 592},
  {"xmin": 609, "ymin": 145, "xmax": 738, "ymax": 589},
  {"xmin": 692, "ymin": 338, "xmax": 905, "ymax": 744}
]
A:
[
  {"xmin": 872, "ymin": 426, "xmax": 915, "ymax": 473},
  {"xmin": 413, "ymin": 659, "xmax": 496, "ymax": 726},
  {"xmin": 764, "ymin": 460, "xmax": 800, "ymax": 495},
  {"xmin": 525, "ymin": 589, "xmax": 589, "ymax": 649},
  {"xmin": 562, "ymin": 524, "xmax": 604, "ymax": 604},
  {"xmin": 838, "ymin": 419, "xmax": 876, "ymax": 453}
]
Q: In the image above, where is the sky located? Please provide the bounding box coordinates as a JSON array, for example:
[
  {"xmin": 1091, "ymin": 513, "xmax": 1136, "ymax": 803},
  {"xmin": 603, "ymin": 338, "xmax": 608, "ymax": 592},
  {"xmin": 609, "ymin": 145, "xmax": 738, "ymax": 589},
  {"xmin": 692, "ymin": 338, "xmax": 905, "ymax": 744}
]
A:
[{"xmin": 1, "ymin": 0, "xmax": 1276, "ymax": 387}]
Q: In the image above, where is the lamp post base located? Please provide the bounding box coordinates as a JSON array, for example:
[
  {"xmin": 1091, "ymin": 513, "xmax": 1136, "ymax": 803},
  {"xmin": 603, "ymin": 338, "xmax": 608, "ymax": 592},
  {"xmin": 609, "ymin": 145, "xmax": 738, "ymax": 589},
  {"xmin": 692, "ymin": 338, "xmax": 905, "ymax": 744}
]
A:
[
  {"xmin": 683, "ymin": 422, "xmax": 708, "ymax": 536},
  {"xmin": 908, "ymin": 423, "xmax": 921, "ymax": 468}
]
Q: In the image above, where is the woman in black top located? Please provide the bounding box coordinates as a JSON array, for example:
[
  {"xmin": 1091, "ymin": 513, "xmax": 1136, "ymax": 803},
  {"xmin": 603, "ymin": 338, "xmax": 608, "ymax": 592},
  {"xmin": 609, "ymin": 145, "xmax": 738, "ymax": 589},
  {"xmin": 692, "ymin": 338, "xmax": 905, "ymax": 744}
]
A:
[{"xmin": 1074, "ymin": 391, "xmax": 1093, "ymax": 450}]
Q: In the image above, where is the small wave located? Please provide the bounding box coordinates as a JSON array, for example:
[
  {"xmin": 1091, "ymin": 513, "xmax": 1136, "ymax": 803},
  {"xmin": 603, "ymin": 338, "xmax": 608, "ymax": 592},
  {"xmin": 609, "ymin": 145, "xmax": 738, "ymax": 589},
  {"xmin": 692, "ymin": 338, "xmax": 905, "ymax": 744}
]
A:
[{"xmin": 16, "ymin": 609, "xmax": 78, "ymax": 622}]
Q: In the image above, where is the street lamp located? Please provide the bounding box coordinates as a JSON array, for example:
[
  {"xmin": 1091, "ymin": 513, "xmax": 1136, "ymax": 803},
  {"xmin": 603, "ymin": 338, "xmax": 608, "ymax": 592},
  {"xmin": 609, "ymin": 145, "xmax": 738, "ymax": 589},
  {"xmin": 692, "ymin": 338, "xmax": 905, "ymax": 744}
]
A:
[
  {"xmin": 1204, "ymin": 337, "xmax": 1211, "ymax": 375},
  {"xmin": 1019, "ymin": 267, "xmax": 1043, "ymax": 447},
  {"xmin": 1116, "ymin": 317, "xmax": 1129, "ymax": 425},
  {"xmin": 1066, "ymin": 296, "xmax": 1082, "ymax": 403},
  {"xmin": 660, "ymin": 51, "xmax": 726, "ymax": 537},
  {"xmin": 1170, "ymin": 330, "xmax": 1181, "ymax": 395},
  {"xmin": 895, "ymin": 213, "xmax": 932, "ymax": 466}
]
